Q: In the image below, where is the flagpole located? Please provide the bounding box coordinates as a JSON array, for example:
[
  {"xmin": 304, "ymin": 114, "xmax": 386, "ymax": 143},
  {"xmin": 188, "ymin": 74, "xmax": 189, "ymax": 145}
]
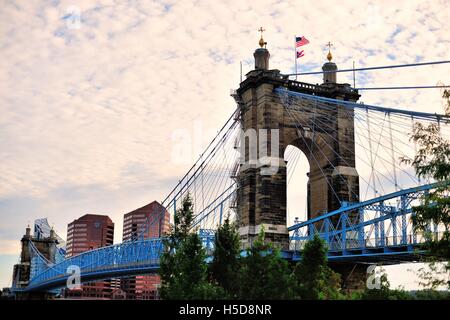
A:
[{"xmin": 294, "ymin": 35, "xmax": 298, "ymax": 81}]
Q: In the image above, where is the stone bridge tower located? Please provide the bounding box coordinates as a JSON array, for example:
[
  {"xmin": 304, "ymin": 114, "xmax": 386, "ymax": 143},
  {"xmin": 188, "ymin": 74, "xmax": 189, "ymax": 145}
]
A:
[
  {"xmin": 235, "ymin": 37, "xmax": 360, "ymax": 249},
  {"xmin": 12, "ymin": 226, "xmax": 59, "ymax": 299}
]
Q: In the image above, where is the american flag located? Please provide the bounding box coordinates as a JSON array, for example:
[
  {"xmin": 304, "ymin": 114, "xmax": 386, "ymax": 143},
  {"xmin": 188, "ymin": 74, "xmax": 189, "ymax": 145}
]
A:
[
  {"xmin": 296, "ymin": 50, "xmax": 304, "ymax": 58},
  {"xmin": 296, "ymin": 36, "xmax": 309, "ymax": 47}
]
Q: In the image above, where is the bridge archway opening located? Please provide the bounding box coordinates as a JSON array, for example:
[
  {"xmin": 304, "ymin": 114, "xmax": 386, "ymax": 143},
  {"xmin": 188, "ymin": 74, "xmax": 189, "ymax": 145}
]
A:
[{"xmin": 284, "ymin": 144, "xmax": 309, "ymax": 227}]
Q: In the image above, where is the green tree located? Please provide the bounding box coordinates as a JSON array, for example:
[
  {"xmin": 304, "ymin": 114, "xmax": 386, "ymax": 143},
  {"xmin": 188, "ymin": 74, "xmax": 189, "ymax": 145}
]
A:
[
  {"xmin": 209, "ymin": 216, "xmax": 241, "ymax": 298},
  {"xmin": 293, "ymin": 235, "xmax": 342, "ymax": 300},
  {"xmin": 404, "ymin": 121, "xmax": 450, "ymax": 260},
  {"xmin": 401, "ymin": 87, "xmax": 450, "ymax": 289},
  {"xmin": 358, "ymin": 269, "xmax": 412, "ymax": 300},
  {"xmin": 438, "ymin": 83, "xmax": 450, "ymax": 115},
  {"xmin": 237, "ymin": 227, "xmax": 295, "ymax": 299},
  {"xmin": 415, "ymin": 262, "xmax": 449, "ymax": 291},
  {"xmin": 173, "ymin": 194, "xmax": 194, "ymax": 241},
  {"xmin": 402, "ymin": 88, "xmax": 450, "ymax": 259},
  {"xmin": 413, "ymin": 289, "xmax": 450, "ymax": 300},
  {"xmin": 159, "ymin": 194, "xmax": 223, "ymax": 299}
]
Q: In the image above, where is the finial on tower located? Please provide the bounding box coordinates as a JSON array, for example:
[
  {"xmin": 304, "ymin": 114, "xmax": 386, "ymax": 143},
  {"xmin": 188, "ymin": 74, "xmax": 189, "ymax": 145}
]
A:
[
  {"xmin": 327, "ymin": 52, "xmax": 333, "ymax": 62},
  {"xmin": 253, "ymin": 27, "xmax": 270, "ymax": 70},
  {"xmin": 258, "ymin": 27, "xmax": 266, "ymax": 48},
  {"xmin": 322, "ymin": 41, "xmax": 337, "ymax": 83},
  {"xmin": 326, "ymin": 41, "xmax": 333, "ymax": 61}
]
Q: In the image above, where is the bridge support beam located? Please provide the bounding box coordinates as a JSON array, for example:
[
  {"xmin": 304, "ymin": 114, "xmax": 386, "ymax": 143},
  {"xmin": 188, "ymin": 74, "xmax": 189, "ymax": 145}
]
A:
[{"xmin": 330, "ymin": 262, "xmax": 368, "ymax": 291}]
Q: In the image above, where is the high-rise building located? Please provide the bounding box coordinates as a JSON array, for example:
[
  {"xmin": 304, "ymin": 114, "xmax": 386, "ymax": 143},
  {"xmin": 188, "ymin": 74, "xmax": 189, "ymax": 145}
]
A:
[
  {"xmin": 121, "ymin": 201, "xmax": 169, "ymax": 300},
  {"xmin": 64, "ymin": 214, "xmax": 115, "ymax": 299}
]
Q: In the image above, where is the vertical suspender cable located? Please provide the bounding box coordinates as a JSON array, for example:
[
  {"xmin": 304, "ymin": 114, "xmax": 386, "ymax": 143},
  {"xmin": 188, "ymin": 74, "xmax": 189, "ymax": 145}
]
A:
[
  {"xmin": 411, "ymin": 116, "xmax": 421, "ymax": 185},
  {"xmin": 388, "ymin": 113, "xmax": 399, "ymax": 191},
  {"xmin": 366, "ymin": 108, "xmax": 377, "ymax": 198}
]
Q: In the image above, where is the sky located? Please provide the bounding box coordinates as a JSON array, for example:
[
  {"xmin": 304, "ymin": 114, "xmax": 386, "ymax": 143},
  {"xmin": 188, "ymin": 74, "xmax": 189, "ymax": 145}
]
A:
[{"xmin": 0, "ymin": 0, "xmax": 449, "ymax": 290}]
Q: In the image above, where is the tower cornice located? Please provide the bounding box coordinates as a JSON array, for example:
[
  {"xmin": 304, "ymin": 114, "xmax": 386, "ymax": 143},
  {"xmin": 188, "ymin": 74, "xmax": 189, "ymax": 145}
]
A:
[{"xmin": 237, "ymin": 72, "xmax": 360, "ymax": 101}]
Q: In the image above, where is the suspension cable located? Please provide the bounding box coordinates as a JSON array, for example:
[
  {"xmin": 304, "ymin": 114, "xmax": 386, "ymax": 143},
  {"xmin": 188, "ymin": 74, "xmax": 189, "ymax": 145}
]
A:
[
  {"xmin": 286, "ymin": 60, "xmax": 450, "ymax": 76},
  {"xmin": 275, "ymin": 88, "xmax": 450, "ymax": 122},
  {"xmin": 356, "ymin": 85, "xmax": 450, "ymax": 91},
  {"xmin": 282, "ymin": 91, "xmax": 421, "ymax": 188}
]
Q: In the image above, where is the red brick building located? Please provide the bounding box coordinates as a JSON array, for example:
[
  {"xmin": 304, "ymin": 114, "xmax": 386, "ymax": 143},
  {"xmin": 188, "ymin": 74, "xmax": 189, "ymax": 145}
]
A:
[
  {"xmin": 121, "ymin": 201, "xmax": 170, "ymax": 299},
  {"xmin": 64, "ymin": 214, "xmax": 115, "ymax": 299}
]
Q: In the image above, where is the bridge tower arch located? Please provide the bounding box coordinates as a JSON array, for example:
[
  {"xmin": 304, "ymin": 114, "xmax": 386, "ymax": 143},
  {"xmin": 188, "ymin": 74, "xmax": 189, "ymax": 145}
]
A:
[
  {"xmin": 284, "ymin": 144, "xmax": 309, "ymax": 225},
  {"xmin": 235, "ymin": 40, "xmax": 360, "ymax": 249}
]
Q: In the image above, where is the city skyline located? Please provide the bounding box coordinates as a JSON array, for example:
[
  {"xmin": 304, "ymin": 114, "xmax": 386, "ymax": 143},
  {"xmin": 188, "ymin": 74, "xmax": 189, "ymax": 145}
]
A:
[{"xmin": 9, "ymin": 200, "xmax": 169, "ymax": 299}]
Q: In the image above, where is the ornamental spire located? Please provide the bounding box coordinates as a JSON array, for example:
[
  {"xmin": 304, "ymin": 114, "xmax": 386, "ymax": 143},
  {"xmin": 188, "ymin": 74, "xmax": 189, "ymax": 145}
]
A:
[
  {"xmin": 258, "ymin": 27, "xmax": 266, "ymax": 48},
  {"xmin": 326, "ymin": 41, "xmax": 333, "ymax": 62}
]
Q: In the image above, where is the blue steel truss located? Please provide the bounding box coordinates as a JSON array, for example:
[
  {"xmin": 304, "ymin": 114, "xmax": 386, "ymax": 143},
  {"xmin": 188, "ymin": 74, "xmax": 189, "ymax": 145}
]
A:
[
  {"xmin": 15, "ymin": 182, "xmax": 445, "ymax": 292},
  {"xmin": 23, "ymin": 238, "xmax": 163, "ymax": 292},
  {"xmin": 287, "ymin": 182, "xmax": 447, "ymax": 263}
]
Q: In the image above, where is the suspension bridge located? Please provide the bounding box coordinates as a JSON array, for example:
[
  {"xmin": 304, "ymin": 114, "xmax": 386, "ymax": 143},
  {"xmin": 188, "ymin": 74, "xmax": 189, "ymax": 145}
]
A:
[{"xmin": 12, "ymin": 42, "xmax": 450, "ymax": 293}]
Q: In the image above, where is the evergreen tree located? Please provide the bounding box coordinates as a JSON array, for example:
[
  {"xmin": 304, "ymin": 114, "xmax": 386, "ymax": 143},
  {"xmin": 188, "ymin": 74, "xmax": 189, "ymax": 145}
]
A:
[
  {"xmin": 237, "ymin": 227, "xmax": 295, "ymax": 299},
  {"xmin": 159, "ymin": 194, "xmax": 223, "ymax": 299},
  {"xmin": 173, "ymin": 194, "xmax": 194, "ymax": 241},
  {"xmin": 294, "ymin": 235, "xmax": 342, "ymax": 299},
  {"xmin": 209, "ymin": 216, "xmax": 241, "ymax": 298}
]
